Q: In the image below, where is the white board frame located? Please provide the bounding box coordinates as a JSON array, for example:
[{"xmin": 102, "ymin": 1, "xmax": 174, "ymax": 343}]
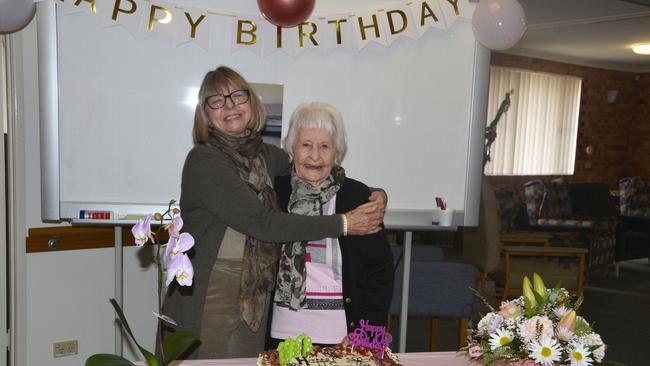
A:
[{"xmin": 37, "ymin": 0, "xmax": 489, "ymax": 228}]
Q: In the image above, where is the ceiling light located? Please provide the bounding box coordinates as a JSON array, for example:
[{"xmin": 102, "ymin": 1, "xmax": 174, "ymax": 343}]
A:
[{"xmin": 632, "ymin": 44, "xmax": 650, "ymax": 55}]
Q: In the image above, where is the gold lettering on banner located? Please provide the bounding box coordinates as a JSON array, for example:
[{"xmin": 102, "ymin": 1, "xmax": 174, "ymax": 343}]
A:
[
  {"xmin": 327, "ymin": 19, "xmax": 347, "ymax": 44},
  {"xmin": 184, "ymin": 12, "xmax": 205, "ymax": 39},
  {"xmin": 386, "ymin": 10, "xmax": 407, "ymax": 35},
  {"xmin": 445, "ymin": 0, "xmax": 460, "ymax": 16},
  {"xmin": 237, "ymin": 20, "xmax": 257, "ymax": 45},
  {"xmin": 420, "ymin": 1, "xmax": 439, "ymax": 26},
  {"xmin": 276, "ymin": 25, "xmax": 282, "ymax": 48},
  {"xmin": 299, "ymin": 22, "xmax": 318, "ymax": 47},
  {"xmin": 112, "ymin": 0, "xmax": 137, "ymax": 21},
  {"xmin": 357, "ymin": 14, "xmax": 380, "ymax": 41},
  {"xmin": 148, "ymin": 5, "xmax": 171, "ymax": 31},
  {"xmin": 74, "ymin": 0, "xmax": 96, "ymax": 13}
]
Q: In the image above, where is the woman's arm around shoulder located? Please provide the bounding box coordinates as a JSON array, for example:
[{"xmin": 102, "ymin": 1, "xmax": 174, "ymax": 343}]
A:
[{"xmin": 180, "ymin": 144, "xmax": 341, "ymax": 242}]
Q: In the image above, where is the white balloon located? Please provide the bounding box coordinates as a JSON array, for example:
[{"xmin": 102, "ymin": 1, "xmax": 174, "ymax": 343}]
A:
[
  {"xmin": 472, "ymin": 0, "xmax": 527, "ymax": 51},
  {"xmin": 0, "ymin": 0, "xmax": 37, "ymax": 34}
]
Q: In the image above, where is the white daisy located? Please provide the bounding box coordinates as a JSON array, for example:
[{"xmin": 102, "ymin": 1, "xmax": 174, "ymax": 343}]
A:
[
  {"xmin": 528, "ymin": 336, "xmax": 562, "ymax": 366},
  {"xmin": 556, "ymin": 326, "xmax": 575, "ymax": 342},
  {"xmin": 567, "ymin": 342, "xmax": 593, "ymax": 366},
  {"xmin": 488, "ymin": 328, "xmax": 513, "ymax": 350},
  {"xmin": 579, "ymin": 333, "xmax": 606, "ymax": 362},
  {"xmin": 553, "ymin": 305, "xmax": 571, "ymax": 319}
]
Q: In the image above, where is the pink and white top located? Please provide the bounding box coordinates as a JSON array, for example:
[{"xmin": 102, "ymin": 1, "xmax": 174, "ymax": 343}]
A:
[{"xmin": 270, "ymin": 197, "xmax": 347, "ymax": 344}]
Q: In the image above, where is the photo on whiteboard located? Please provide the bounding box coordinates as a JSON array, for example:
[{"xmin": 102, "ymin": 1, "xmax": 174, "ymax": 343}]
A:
[{"xmin": 251, "ymin": 82, "xmax": 284, "ymax": 148}]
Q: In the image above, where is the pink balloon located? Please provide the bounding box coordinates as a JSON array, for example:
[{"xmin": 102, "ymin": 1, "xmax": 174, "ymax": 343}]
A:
[
  {"xmin": 472, "ymin": 0, "xmax": 526, "ymax": 51},
  {"xmin": 0, "ymin": 0, "xmax": 36, "ymax": 34},
  {"xmin": 257, "ymin": 0, "xmax": 316, "ymax": 28}
]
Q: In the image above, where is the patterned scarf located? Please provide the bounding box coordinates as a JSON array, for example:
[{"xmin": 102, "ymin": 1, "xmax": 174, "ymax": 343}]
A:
[
  {"xmin": 206, "ymin": 125, "xmax": 279, "ymax": 332},
  {"xmin": 274, "ymin": 166, "xmax": 346, "ymax": 310}
]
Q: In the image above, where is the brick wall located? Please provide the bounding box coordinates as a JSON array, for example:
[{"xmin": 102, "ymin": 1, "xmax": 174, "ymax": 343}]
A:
[{"xmin": 487, "ymin": 53, "xmax": 650, "ymax": 193}]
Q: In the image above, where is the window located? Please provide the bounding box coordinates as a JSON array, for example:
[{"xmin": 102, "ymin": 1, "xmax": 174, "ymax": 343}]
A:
[{"xmin": 484, "ymin": 66, "xmax": 582, "ymax": 176}]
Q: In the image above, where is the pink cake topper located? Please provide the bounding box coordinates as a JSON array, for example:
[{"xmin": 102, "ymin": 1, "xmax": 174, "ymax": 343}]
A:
[{"xmin": 347, "ymin": 319, "xmax": 392, "ymax": 359}]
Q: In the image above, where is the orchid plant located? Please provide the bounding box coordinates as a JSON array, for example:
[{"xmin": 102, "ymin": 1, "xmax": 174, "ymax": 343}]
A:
[{"xmin": 86, "ymin": 200, "xmax": 199, "ymax": 366}]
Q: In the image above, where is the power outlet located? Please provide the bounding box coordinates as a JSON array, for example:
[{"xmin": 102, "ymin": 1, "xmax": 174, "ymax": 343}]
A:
[{"xmin": 53, "ymin": 340, "xmax": 78, "ymax": 358}]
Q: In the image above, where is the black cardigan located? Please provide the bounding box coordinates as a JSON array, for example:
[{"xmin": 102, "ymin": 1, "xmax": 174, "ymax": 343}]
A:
[{"xmin": 274, "ymin": 175, "xmax": 394, "ymax": 331}]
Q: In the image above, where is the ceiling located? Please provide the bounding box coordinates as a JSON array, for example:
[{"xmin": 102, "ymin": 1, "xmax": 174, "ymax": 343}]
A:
[{"xmin": 502, "ymin": 0, "xmax": 650, "ymax": 72}]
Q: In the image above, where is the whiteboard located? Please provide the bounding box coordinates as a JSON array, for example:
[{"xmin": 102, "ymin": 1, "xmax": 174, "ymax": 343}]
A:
[{"xmin": 38, "ymin": 0, "xmax": 489, "ymax": 227}]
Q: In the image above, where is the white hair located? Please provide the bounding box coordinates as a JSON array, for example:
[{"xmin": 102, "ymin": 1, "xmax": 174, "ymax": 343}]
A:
[{"xmin": 283, "ymin": 102, "xmax": 348, "ymax": 164}]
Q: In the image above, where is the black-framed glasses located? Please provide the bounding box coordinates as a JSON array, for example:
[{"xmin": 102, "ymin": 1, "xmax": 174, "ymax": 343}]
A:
[{"xmin": 204, "ymin": 90, "xmax": 250, "ymax": 109}]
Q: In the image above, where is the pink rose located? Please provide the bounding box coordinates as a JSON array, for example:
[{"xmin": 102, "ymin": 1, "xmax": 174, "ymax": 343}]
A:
[
  {"xmin": 519, "ymin": 316, "xmax": 553, "ymax": 342},
  {"xmin": 498, "ymin": 300, "xmax": 522, "ymax": 319}
]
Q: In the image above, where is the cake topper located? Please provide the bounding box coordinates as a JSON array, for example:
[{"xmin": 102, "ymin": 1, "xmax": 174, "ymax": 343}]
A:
[{"xmin": 347, "ymin": 319, "xmax": 392, "ymax": 359}]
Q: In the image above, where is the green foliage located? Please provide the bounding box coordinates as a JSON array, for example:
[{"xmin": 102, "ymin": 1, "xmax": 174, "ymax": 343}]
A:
[
  {"xmin": 85, "ymin": 354, "xmax": 136, "ymax": 366},
  {"xmin": 162, "ymin": 331, "xmax": 200, "ymax": 362},
  {"xmin": 109, "ymin": 299, "xmax": 159, "ymax": 366},
  {"xmin": 482, "ymin": 346, "xmax": 517, "ymax": 366},
  {"xmin": 574, "ymin": 316, "xmax": 592, "ymax": 337},
  {"xmin": 85, "ymin": 299, "xmax": 199, "ymax": 366}
]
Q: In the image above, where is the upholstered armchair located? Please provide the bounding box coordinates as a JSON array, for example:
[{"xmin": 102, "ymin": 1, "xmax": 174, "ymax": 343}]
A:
[
  {"xmin": 463, "ymin": 178, "xmax": 587, "ymax": 302},
  {"xmin": 523, "ymin": 179, "xmax": 617, "ymax": 274},
  {"xmin": 616, "ymin": 177, "xmax": 650, "ymax": 270}
]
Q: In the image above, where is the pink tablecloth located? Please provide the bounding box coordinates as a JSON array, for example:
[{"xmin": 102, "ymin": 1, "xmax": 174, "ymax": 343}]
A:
[{"xmin": 153, "ymin": 352, "xmax": 470, "ymax": 366}]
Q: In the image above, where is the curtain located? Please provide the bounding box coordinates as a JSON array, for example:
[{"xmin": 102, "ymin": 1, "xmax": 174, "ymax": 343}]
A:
[{"xmin": 484, "ymin": 66, "xmax": 582, "ymax": 175}]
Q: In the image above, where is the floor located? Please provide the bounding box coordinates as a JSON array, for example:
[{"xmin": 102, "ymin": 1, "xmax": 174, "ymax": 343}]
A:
[{"xmin": 388, "ymin": 258, "xmax": 650, "ymax": 366}]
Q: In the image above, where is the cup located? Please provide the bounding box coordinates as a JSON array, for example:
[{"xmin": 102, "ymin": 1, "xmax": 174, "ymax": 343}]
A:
[
  {"xmin": 431, "ymin": 209, "xmax": 440, "ymax": 226},
  {"xmin": 438, "ymin": 209, "xmax": 454, "ymax": 226}
]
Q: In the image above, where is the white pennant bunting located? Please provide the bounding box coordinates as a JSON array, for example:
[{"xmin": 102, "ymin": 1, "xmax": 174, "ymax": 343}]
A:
[
  {"xmin": 110, "ymin": 0, "xmax": 147, "ymax": 38},
  {"xmin": 279, "ymin": 25, "xmax": 306, "ymax": 58},
  {"xmin": 260, "ymin": 19, "xmax": 281, "ymax": 57},
  {"xmin": 353, "ymin": 8, "xmax": 386, "ymax": 51},
  {"xmin": 141, "ymin": 0, "xmax": 175, "ymax": 45},
  {"xmin": 54, "ymin": 0, "xmax": 474, "ymax": 57},
  {"xmin": 295, "ymin": 18, "xmax": 320, "ymax": 53},
  {"xmin": 313, "ymin": 17, "xmax": 336, "ymax": 55},
  {"xmin": 230, "ymin": 15, "xmax": 262, "ymax": 57},
  {"xmin": 318, "ymin": 14, "xmax": 355, "ymax": 53},
  {"xmin": 457, "ymin": 0, "xmax": 475, "ymax": 20},
  {"xmin": 56, "ymin": 0, "xmax": 84, "ymax": 15},
  {"xmin": 382, "ymin": 4, "xmax": 417, "ymax": 45},
  {"xmin": 93, "ymin": 0, "xmax": 122, "ymax": 28},
  {"xmin": 408, "ymin": 0, "xmax": 448, "ymax": 37},
  {"xmin": 174, "ymin": 6, "xmax": 211, "ymax": 50},
  {"xmin": 438, "ymin": 0, "xmax": 468, "ymax": 29}
]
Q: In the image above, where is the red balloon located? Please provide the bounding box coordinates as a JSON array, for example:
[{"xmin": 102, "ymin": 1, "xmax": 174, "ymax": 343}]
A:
[
  {"xmin": 0, "ymin": 0, "xmax": 36, "ymax": 34},
  {"xmin": 257, "ymin": 0, "xmax": 316, "ymax": 28}
]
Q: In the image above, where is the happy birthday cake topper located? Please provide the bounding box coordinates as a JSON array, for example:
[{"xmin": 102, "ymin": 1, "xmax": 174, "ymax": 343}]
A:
[{"xmin": 347, "ymin": 319, "xmax": 392, "ymax": 359}]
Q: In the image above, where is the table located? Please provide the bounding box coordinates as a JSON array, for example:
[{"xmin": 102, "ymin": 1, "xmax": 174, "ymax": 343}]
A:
[
  {"xmin": 143, "ymin": 352, "xmax": 470, "ymax": 366},
  {"xmin": 500, "ymin": 232, "xmax": 552, "ymax": 246}
]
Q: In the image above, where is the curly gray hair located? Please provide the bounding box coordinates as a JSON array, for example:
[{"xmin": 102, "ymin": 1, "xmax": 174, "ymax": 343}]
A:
[{"xmin": 283, "ymin": 102, "xmax": 348, "ymax": 165}]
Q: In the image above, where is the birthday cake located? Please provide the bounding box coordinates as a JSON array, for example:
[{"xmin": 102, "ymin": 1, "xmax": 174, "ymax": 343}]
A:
[
  {"xmin": 256, "ymin": 342, "xmax": 401, "ymax": 366},
  {"xmin": 257, "ymin": 321, "xmax": 400, "ymax": 366}
]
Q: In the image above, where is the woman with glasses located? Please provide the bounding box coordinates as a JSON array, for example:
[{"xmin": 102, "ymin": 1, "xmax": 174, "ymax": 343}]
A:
[{"xmin": 163, "ymin": 66, "xmax": 386, "ymax": 359}]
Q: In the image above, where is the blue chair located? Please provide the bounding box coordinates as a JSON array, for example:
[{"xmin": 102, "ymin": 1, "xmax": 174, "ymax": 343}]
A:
[{"xmin": 389, "ymin": 245, "xmax": 476, "ymax": 351}]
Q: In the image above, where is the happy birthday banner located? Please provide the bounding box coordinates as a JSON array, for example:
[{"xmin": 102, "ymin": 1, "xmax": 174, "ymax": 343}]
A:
[{"xmin": 49, "ymin": 0, "xmax": 474, "ymax": 57}]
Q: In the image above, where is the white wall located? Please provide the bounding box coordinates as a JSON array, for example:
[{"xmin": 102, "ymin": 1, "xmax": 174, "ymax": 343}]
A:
[{"xmin": 10, "ymin": 17, "xmax": 159, "ymax": 366}]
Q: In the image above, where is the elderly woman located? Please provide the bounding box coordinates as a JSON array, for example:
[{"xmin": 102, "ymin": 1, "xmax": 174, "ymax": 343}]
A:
[
  {"xmin": 269, "ymin": 102, "xmax": 394, "ymax": 347},
  {"xmin": 164, "ymin": 66, "xmax": 386, "ymax": 359}
]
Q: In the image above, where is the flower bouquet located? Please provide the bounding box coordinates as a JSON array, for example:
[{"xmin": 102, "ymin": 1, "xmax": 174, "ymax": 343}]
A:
[
  {"xmin": 86, "ymin": 200, "xmax": 199, "ymax": 366},
  {"xmin": 464, "ymin": 273, "xmax": 618, "ymax": 366}
]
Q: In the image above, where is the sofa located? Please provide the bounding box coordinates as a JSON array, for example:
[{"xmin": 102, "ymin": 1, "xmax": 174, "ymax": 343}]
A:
[
  {"xmin": 616, "ymin": 177, "xmax": 650, "ymax": 265},
  {"xmin": 523, "ymin": 179, "xmax": 617, "ymax": 273}
]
